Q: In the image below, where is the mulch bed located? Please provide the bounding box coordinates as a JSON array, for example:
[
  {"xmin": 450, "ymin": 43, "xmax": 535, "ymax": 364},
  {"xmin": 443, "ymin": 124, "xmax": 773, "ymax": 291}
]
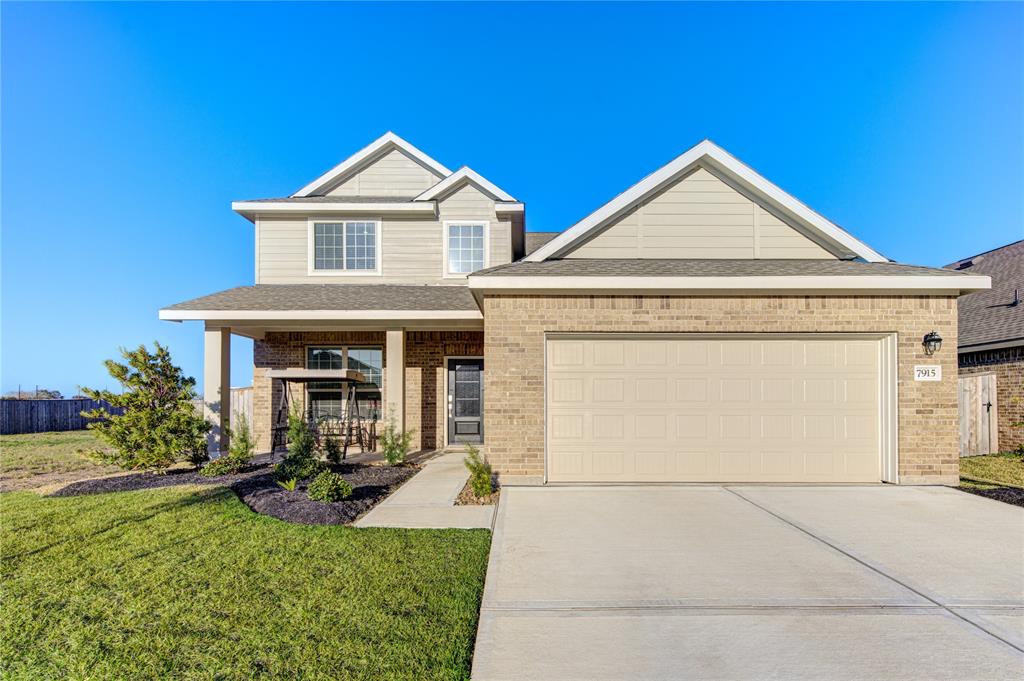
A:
[
  {"xmin": 958, "ymin": 485, "xmax": 1024, "ymax": 508},
  {"xmin": 51, "ymin": 462, "xmax": 420, "ymax": 525},
  {"xmin": 455, "ymin": 479, "xmax": 499, "ymax": 506}
]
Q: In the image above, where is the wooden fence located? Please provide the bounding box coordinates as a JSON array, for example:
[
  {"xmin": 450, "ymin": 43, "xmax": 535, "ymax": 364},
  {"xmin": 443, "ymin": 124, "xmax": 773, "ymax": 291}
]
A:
[{"xmin": 0, "ymin": 399, "xmax": 125, "ymax": 435}]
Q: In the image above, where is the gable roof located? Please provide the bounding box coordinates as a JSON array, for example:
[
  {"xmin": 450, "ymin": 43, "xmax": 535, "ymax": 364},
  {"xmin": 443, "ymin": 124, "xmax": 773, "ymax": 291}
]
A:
[
  {"xmin": 414, "ymin": 166, "xmax": 516, "ymax": 202},
  {"xmin": 293, "ymin": 132, "xmax": 452, "ymax": 197},
  {"xmin": 945, "ymin": 240, "xmax": 1024, "ymax": 351},
  {"xmin": 526, "ymin": 140, "xmax": 887, "ymax": 263}
]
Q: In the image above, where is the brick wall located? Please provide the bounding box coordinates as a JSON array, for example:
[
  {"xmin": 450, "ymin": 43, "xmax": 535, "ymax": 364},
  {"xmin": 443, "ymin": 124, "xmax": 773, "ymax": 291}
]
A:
[
  {"xmin": 252, "ymin": 329, "xmax": 483, "ymax": 453},
  {"xmin": 483, "ymin": 294, "xmax": 960, "ymax": 485},
  {"xmin": 959, "ymin": 347, "xmax": 1024, "ymax": 453}
]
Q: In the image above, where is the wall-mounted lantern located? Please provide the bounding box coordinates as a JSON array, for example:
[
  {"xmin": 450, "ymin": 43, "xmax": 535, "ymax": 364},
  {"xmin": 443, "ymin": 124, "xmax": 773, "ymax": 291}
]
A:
[{"xmin": 922, "ymin": 331, "xmax": 943, "ymax": 356}]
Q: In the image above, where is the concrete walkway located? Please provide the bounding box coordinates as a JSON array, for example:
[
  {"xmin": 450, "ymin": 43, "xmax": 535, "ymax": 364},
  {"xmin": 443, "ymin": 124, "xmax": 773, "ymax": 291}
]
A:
[
  {"xmin": 353, "ymin": 451, "xmax": 495, "ymax": 529},
  {"xmin": 472, "ymin": 485, "xmax": 1024, "ymax": 680}
]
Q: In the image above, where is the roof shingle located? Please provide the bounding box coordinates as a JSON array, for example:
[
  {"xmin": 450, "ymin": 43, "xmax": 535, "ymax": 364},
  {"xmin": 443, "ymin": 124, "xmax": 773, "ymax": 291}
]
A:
[
  {"xmin": 945, "ymin": 241, "xmax": 1024, "ymax": 349},
  {"xmin": 164, "ymin": 284, "xmax": 479, "ymax": 312}
]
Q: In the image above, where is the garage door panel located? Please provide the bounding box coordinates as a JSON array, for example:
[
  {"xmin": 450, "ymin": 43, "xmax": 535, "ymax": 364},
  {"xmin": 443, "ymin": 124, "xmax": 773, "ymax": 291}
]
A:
[{"xmin": 547, "ymin": 337, "xmax": 882, "ymax": 483}]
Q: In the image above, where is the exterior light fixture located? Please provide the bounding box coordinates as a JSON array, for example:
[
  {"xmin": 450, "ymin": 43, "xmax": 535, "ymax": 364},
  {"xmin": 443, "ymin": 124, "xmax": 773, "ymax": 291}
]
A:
[{"xmin": 922, "ymin": 331, "xmax": 943, "ymax": 356}]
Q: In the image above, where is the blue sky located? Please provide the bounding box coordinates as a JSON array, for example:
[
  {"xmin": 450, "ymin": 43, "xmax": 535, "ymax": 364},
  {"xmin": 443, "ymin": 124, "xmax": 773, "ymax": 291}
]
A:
[{"xmin": 2, "ymin": 2, "xmax": 1022, "ymax": 396}]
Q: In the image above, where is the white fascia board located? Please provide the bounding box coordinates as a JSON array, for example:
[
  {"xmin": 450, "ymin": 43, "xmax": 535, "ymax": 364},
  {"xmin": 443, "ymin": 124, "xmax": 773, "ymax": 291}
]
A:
[
  {"xmin": 413, "ymin": 166, "xmax": 517, "ymax": 202},
  {"xmin": 232, "ymin": 201, "xmax": 437, "ymax": 215},
  {"xmin": 467, "ymin": 274, "xmax": 992, "ymax": 293},
  {"xmin": 526, "ymin": 140, "xmax": 887, "ymax": 263},
  {"xmin": 293, "ymin": 132, "xmax": 452, "ymax": 197},
  {"xmin": 159, "ymin": 309, "xmax": 482, "ymax": 321},
  {"xmin": 494, "ymin": 202, "xmax": 524, "ymax": 213}
]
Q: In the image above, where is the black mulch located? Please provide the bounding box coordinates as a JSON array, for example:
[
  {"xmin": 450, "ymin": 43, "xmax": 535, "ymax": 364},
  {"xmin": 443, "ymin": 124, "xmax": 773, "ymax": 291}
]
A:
[
  {"xmin": 958, "ymin": 486, "xmax": 1024, "ymax": 508},
  {"xmin": 50, "ymin": 463, "xmax": 420, "ymax": 525}
]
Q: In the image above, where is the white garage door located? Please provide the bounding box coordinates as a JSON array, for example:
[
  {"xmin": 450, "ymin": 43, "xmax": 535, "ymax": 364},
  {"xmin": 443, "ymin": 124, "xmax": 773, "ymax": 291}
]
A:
[{"xmin": 546, "ymin": 336, "xmax": 883, "ymax": 483}]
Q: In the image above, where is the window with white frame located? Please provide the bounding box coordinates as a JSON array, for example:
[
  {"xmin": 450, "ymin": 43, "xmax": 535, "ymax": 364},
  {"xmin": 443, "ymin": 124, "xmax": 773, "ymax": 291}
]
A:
[
  {"xmin": 311, "ymin": 221, "xmax": 378, "ymax": 272},
  {"xmin": 445, "ymin": 222, "xmax": 486, "ymax": 275}
]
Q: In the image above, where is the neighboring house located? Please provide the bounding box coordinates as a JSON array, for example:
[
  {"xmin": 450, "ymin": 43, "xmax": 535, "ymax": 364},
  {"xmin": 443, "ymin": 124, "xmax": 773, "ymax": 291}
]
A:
[
  {"xmin": 946, "ymin": 241, "xmax": 1024, "ymax": 454},
  {"xmin": 161, "ymin": 133, "xmax": 989, "ymax": 486}
]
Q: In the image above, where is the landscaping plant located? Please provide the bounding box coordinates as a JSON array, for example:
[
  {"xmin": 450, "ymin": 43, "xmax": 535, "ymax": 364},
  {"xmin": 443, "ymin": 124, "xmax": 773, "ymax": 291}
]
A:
[
  {"xmin": 276, "ymin": 477, "xmax": 298, "ymax": 492},
  {"xmin": 380, "ymin": 412, "xmax": 414, "ymax": 465},
  {"xmin": 323, "ymin": 436, "xmax": 343, "ymax": 464},
  {"xmin": 80, "ymin": 342, "xmax": 211, "ymax": 471},
  {"xmin": 307, "ymin": 470, "xmax": 353, "ymax": 502},
  {"xmin": 464, "ymin": 445, "xmax": 494, "ymax": 497},
  {"xmin": 273, "ymin": 409, "xmax": 325, "ymax": 482},
  {"xmin": 200, "ymin": 413, "xmax": 255, "ymax": 477}
]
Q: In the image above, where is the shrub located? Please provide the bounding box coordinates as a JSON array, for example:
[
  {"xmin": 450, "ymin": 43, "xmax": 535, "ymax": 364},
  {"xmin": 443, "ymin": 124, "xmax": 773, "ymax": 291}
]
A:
[
  {"xmin": 464, "ymin": 445, "xmax": 493, "ymax": 497},
  {"xmin": 80, "ymin": 342, "xmax": 211, "ymax": 471},
  {"xmin": 277, "ymin": 477, "xmax": 298, "ymax": 492},
  {"xmin": 380, "ymin": 412, "xmax": 414, "ymax": 465},
  {"xmin": 200, "ymin": 414, "xmax": 256, "ymax": 477},
  {"xmin": 199, "ymin": 455, "xmax": 246, "ymax": 478},
  {"xmin": 274, "ymin": 454, "xmax": 325, "ymax": 483},
  {"xmin": 287, "ymin": 409, "xmax": 315, "ymax": 460},
  {"xmin": 323, "ymin": 437, "xmax": 343, "ymax": 464},
  {"xmin": 307, "ymin": 471, "xmax": 353, "ymax": 503},
  {"xmin": 229, "ymin": 413, "xmax": 256, "ymax": 461}
]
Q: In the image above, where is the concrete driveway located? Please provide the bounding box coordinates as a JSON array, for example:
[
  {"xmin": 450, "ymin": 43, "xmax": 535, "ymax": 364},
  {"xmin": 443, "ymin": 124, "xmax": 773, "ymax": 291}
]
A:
[{"xmin": 472, "ymin": 485, "xmax": 1024, "ymax": 680}]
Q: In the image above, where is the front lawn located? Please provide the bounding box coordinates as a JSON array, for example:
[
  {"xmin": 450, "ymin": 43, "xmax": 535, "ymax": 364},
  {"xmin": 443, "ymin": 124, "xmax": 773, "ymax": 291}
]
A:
[
  {"xmin": 0, "ymin": 486, "xmax": 491, "ymax": 680},
  {"xmin": 0, "ymin": 430, "xmax": 119, "ymax": 490},
  {"xmin": 959, "ymin": 451, "xmax": 1024, "ymax": 507}
]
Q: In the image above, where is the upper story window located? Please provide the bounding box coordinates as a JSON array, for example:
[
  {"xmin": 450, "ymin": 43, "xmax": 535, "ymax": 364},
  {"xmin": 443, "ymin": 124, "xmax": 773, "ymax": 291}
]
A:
[
  {"xmin": 444, "ymin": 221, "xmax": 488, "ymax": 276},
  {"xmin": 308, "ymin": 219, "xmax": 381, "ymax": 275}
]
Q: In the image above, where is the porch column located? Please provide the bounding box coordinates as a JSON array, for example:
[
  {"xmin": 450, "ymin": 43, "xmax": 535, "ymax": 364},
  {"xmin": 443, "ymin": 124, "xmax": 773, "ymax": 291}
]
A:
[
  {"xmin": 385, "ymin": 328, "xmax": 405, "ymax": 430},
  {"xmin": 204, "ymin": 325, "xmax": 231, "ymax": 456}
]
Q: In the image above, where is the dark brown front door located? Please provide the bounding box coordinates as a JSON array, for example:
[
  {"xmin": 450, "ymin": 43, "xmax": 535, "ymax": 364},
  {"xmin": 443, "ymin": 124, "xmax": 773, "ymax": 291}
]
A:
[{"xmin": 448, "ymin": 358, "xmax": 483, "ymax": 444}]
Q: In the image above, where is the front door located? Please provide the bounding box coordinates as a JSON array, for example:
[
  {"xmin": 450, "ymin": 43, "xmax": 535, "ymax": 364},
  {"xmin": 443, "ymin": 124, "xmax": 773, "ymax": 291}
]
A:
[{"xmin": 448, "ymin": 358, "xmax": 484, "ymax": 444}]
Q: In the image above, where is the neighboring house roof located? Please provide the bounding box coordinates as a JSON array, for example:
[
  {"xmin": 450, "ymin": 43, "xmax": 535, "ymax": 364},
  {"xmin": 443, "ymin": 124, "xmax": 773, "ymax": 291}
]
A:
[
  {"xmin": 945, "ymin": 240, "xmax": 1024, "ymax": 352},
  {"xmin": 160, "ymin": 284, "xmax": 481, "ymax": 321},
  {"xmin": 413, "ymin": 166, "xmax": 516, "ymax": 202},
  {"xmin": 293, "ymin": 132, "xmax": 451, "ymax": 197},
  {"xmin": 468, "ymin": 258, "xmax": 989, "ymax": 294},
  {"xmin": 525, "ymin": 232, "xmax": 561, "ymax": 256},
  {"xmin": 526, "ymin": 140, "xmax": 888, "ymax": 263}
]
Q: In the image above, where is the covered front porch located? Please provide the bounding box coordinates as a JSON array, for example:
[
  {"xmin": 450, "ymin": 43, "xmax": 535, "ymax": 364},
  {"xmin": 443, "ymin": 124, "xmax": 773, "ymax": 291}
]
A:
[{"xmin": 159, "ymin": 284, "xmax": 485, "ymax": 457}]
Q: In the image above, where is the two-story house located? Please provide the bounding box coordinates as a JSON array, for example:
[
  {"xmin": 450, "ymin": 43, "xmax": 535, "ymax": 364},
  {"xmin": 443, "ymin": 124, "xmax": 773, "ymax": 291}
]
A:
[{"xmin": 162, "ymin": 132, "xmax": 989, "ymax": 486}]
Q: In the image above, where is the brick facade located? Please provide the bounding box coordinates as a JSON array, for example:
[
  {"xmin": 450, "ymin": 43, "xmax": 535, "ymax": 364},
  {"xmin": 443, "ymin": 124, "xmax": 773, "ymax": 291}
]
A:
[
  {"xmin": 253, "ymin": 330, "xmax": 483, "ymax": 453},
  {"xmin": 959, "ymin": 347, "xmax": 1024, "ymax": 453},
  {"xmin": 483, "ymin": 294, "xmax": 960, "ymax": 485}
]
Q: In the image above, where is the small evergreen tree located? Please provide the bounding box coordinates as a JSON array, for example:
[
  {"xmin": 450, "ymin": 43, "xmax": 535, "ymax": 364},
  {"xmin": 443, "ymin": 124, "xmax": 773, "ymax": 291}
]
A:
[
  {"xmin": 380, "ymin": 412, "xmax": 414, "ymax": 465},
  {"xmin": 81, "ymin": 342, "xmax": 211, "ymax": 471}
]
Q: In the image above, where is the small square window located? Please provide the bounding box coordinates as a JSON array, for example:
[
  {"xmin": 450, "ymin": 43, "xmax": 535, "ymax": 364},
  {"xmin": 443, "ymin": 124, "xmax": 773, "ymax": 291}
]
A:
[{"xmin": 447, "ymin": 222, "xmax": 485, "ymax": 275}]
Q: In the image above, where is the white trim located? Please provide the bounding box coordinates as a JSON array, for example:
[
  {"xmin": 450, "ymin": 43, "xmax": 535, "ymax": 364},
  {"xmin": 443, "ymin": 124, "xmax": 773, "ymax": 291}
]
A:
[
  {"xmin": 414, "ymin": 167, "xmax": 516, "ymax": 202},
  {"xmin": 494, "ymin": 202, "xmax": 525, "ymax": 213},
  {"xmin": 525, "ymin": 139, "xmax": 888, "ymax": 263},
  {"xmin": 306, "ymin": 218, "xmax": 383, "ymax": 277},
  {"xmin": 293, "ymin": 132, "xmax": 451, "ymax": 197},
  {"xmin": 233, "ymin": 201, "xmax": 436, "ymax": 215},
  {"xmin": 159, "ymin": 309, "xmax": 482, "ymax": 321},
  {"xmin": 442, "ymin": 355, "xmax": 485, "ymax": 447},
  {"xmin": 442, "ymin": 220, "xmax": 491, "ymax": 279},
  {"xmin": 468, "ymin": 274, "xmax": 992, "ymax": 293}
]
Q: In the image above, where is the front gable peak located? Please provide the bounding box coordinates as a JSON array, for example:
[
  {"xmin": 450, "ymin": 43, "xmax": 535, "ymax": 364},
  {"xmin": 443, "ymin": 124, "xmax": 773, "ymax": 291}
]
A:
[
  {"xmin": 293, "ymin": 132, "xmax": 452, "ymax": 198},
  {"xmin": 526, "ymin": 140, "xmax": 888, "ymax": 263}
]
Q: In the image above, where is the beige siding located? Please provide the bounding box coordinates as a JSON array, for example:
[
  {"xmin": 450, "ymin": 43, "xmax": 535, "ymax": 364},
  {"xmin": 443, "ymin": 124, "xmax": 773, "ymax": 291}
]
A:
[
  {"xmin": 255, "ymin": 184, "xmax": 514, "ymax": 284},
  {"xmin": 437, "ymin": 183, "xmax": 513, "ymax": 268},
  {"xmin": 566, "ymin": 167, "xmax": 835, "ymax": 259},
  {"xmin": 325, "ymin": 148, "xmax": 444, "ymax": 198}
]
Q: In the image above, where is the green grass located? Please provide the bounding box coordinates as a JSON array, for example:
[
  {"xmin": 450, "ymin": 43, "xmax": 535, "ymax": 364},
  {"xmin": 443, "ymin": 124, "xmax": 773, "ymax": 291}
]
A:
[
  {"xmin": 0, "ymin": 430, "xmax": 116, "ymax": 479},
  {"xmin": 960, "ymin": 451, "xmax": 1024, "ymax": 490},
  {"xmin": 0, "ymin": 487, "xmax": 491, "ymax": 680}
]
